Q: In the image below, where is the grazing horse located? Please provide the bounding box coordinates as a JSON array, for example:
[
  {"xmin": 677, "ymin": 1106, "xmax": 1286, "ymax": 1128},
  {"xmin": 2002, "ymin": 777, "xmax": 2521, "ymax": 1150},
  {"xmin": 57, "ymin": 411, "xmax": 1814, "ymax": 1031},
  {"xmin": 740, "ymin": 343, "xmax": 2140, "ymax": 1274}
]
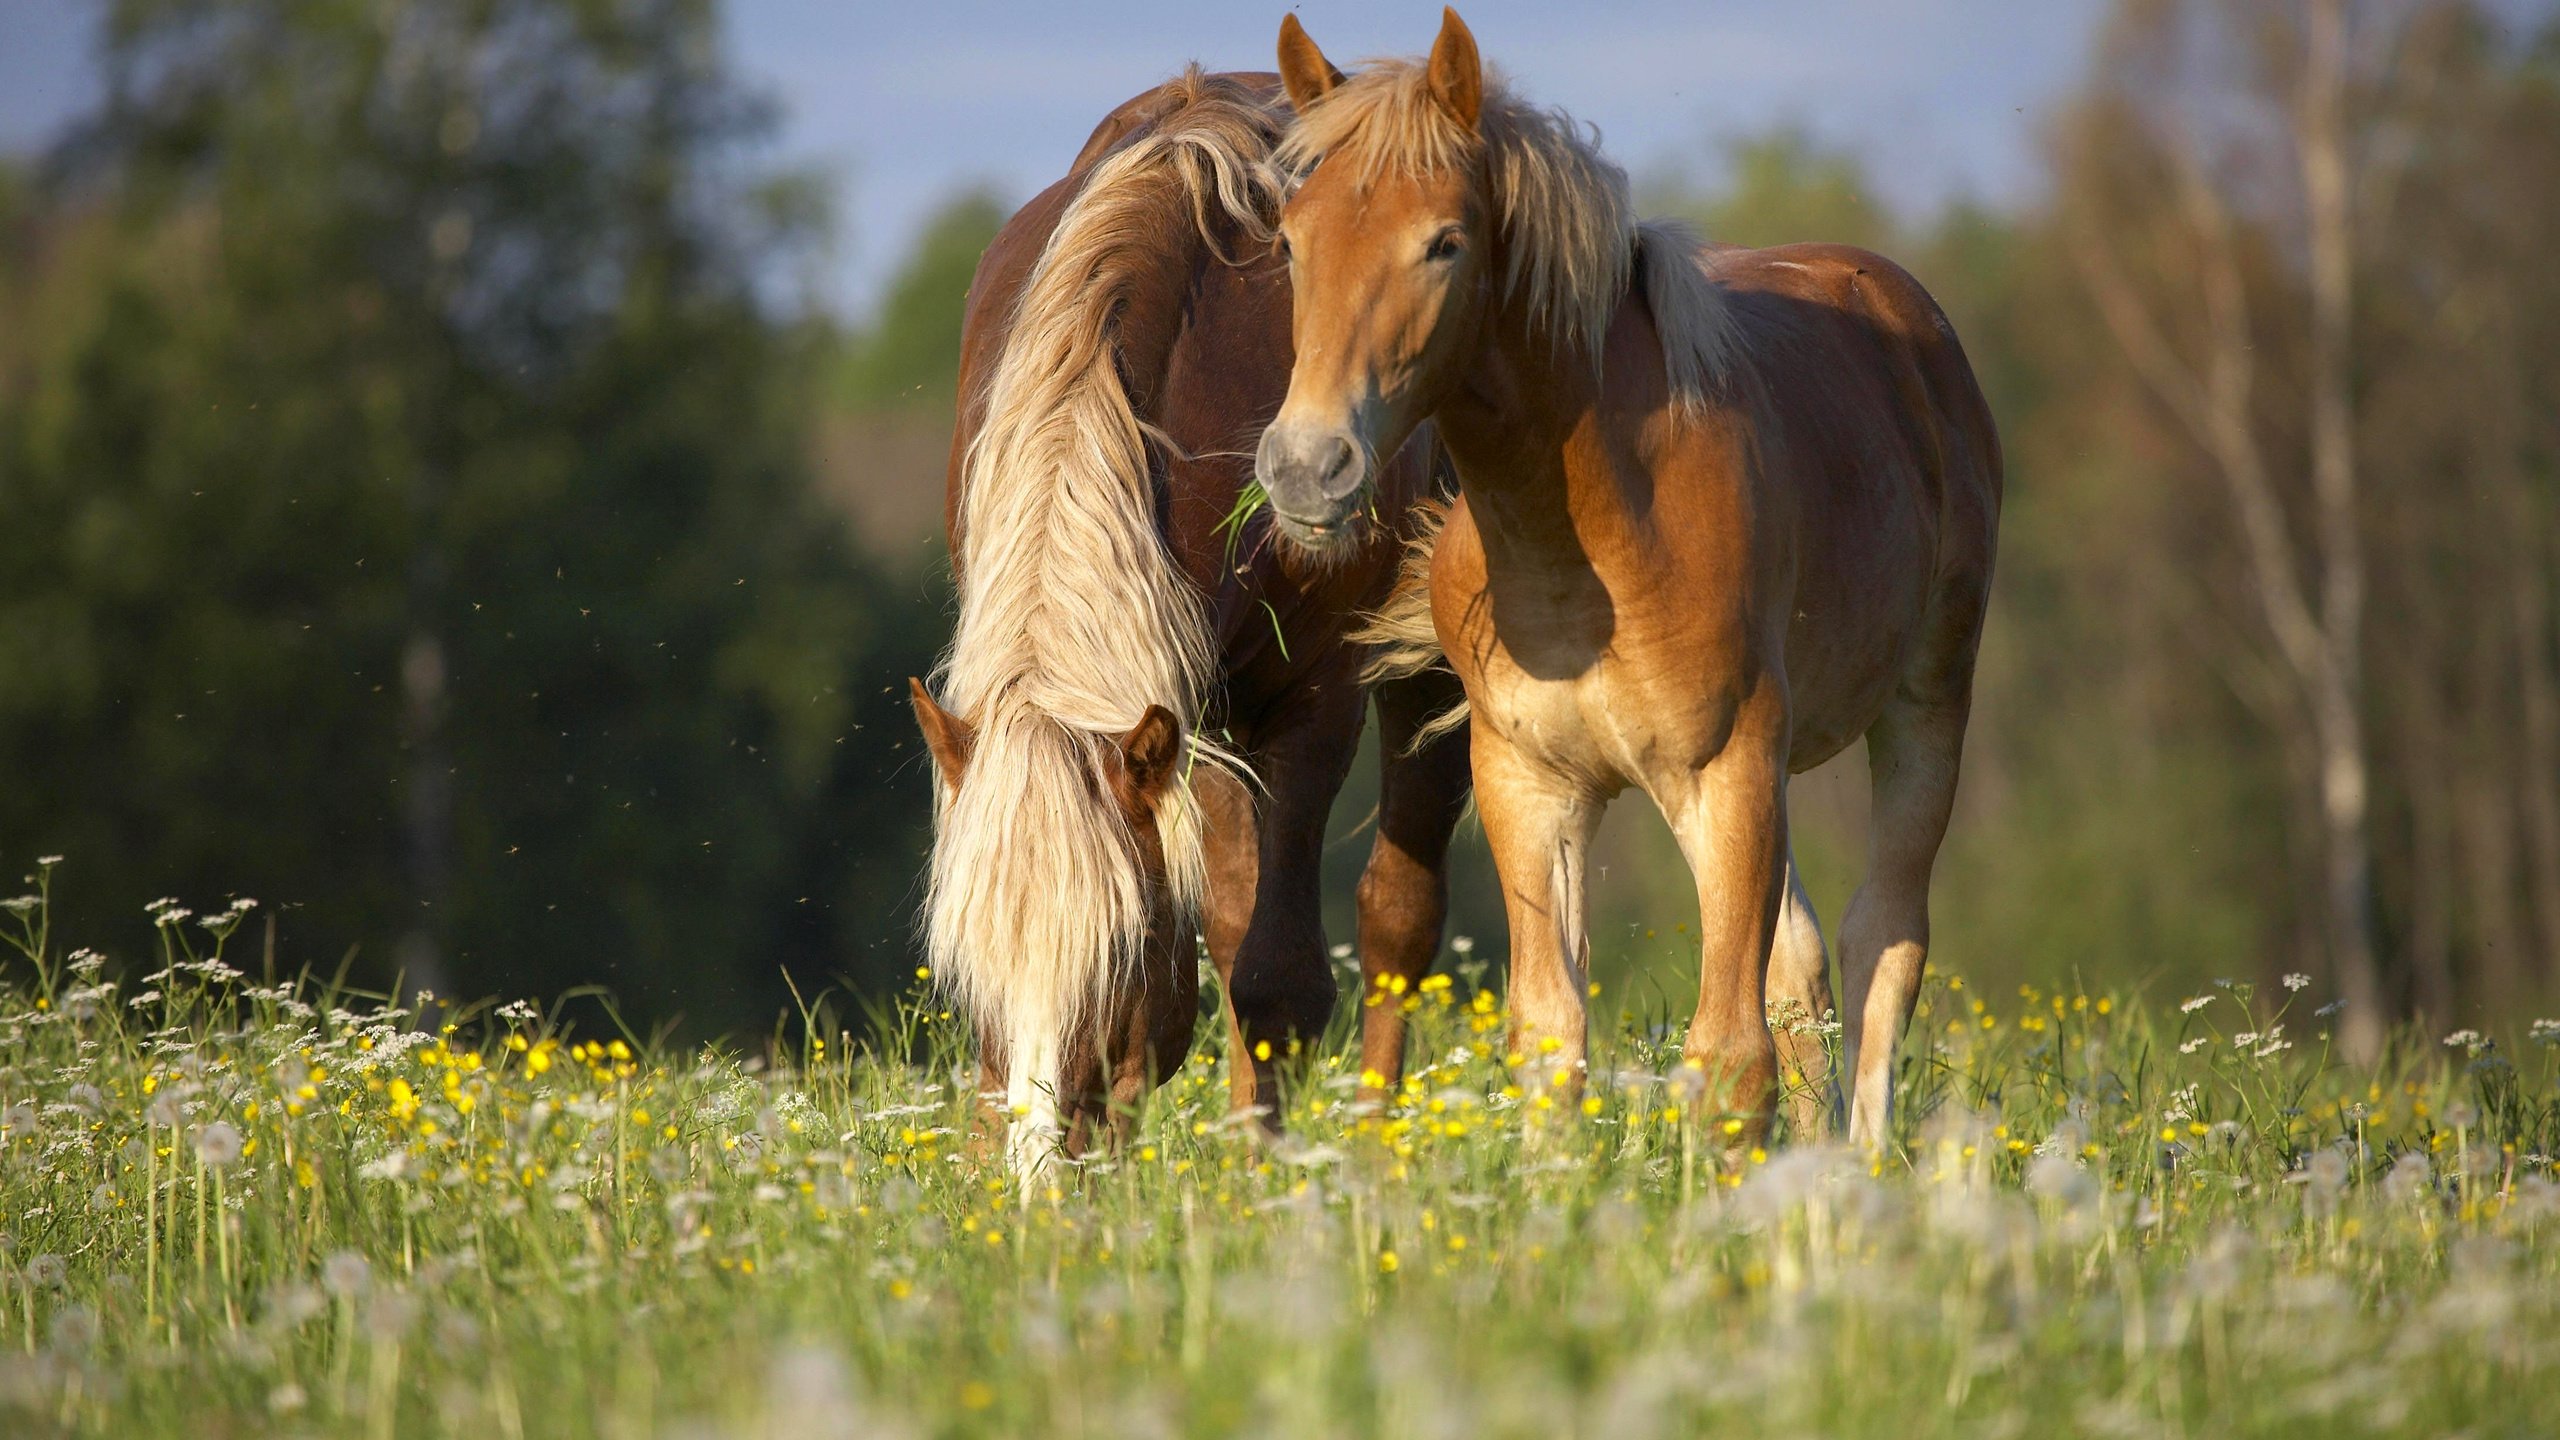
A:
[
  {"xmin": 909, "ymin": 68, "xmax": 1472, "ymax": 1178},
  {"xmin": 1261, "ymin": 12, "xmax": 2001, "ymax": 1148}
]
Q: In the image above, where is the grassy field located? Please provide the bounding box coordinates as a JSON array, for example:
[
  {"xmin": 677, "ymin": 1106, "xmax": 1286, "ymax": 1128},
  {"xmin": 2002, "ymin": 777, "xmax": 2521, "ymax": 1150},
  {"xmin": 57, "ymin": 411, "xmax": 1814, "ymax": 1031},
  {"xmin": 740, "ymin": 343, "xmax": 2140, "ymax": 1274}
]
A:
[{"xmin": 6, "ymin": 858, "xmax": 2560, "ymax": 1438}]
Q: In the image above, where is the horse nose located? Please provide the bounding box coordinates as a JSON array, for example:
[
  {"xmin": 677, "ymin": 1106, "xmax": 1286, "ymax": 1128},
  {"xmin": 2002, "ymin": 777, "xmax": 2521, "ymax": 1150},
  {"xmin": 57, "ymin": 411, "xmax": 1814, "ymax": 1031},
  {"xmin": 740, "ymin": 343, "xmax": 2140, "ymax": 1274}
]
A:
[{"xmin": 1256, "ymin": 426, "xmax": 1363, "ymax": 519}]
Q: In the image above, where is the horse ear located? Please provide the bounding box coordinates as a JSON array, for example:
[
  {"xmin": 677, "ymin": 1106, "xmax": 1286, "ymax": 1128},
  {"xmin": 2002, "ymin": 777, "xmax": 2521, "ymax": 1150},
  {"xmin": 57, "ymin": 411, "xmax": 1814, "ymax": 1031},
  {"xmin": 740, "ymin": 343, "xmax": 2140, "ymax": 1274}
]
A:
[
  {"xmin": 1276, "ymin": 14, "xmax": 1344, "ymax": 114},
  {"xmin": 1110, "ymin": 705, "xmax": 1185, "ymax": 815},
  {"xmin": 1425, "ymin": 7, "xmax": 1483, "ymax": 131},
  {"xmin": 909, "ymin": 677, "xmax": 974, "ymax": 792}
]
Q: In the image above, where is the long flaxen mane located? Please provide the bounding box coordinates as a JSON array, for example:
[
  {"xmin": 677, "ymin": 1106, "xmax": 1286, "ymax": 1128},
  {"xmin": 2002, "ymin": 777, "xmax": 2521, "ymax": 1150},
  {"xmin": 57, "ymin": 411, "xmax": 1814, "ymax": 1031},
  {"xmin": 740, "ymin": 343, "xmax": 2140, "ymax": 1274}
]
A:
[
  {"xmin": 927, "ymin": 70, "xmax": 1281, "ymax": 1138},
  {"xmin": 1274, "ymin": 57, "xmax": 1731, "ymax": 408}
]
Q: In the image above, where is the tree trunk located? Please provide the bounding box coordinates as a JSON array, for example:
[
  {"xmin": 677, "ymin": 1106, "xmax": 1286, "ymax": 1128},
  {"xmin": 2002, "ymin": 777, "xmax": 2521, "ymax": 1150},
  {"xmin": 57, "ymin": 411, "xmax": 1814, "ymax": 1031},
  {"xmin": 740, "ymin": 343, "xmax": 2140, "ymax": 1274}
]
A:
[{"xmin": 2302, "ymin": 0, "xmax": 2385, "ymax": 1061}]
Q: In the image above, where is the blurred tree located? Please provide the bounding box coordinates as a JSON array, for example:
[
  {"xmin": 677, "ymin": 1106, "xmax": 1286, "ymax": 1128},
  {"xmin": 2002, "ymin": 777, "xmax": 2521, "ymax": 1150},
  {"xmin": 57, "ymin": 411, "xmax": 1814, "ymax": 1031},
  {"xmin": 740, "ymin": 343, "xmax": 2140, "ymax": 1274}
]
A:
[
  {"xmin": 0, "ymin": 0, "xmax": 938, "ymax": 1034},
  {"xmin": 2052, "ymin": 0, "xmax": 2560, "ymax": 1032},
  {"xmin": 834, "ymin": 190, "xmax": 1006, "ymax": 414},
  {"xmin": 1654, "ymin": 127, "xmax": 1896, "ymax": 252},
  {"xmin": 812, "ymin": 189, "xmax": 1007, "ymax": 563}
]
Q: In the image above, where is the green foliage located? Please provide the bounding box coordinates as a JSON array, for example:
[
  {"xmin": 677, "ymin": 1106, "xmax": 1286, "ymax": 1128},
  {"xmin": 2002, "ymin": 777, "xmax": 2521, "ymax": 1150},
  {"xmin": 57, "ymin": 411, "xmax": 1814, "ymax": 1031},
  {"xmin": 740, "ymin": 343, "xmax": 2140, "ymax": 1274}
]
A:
[
  {"xmin": 3, "ymin": 879, "xmax": 2556, "ymax": 1437},
  {"xmin": 834, "ymin": 189, "xmax": 1007, "ymax": 413},
  {"xmin": 0, "ymin": 0, "xmax": 937, "ymax": 1033}
]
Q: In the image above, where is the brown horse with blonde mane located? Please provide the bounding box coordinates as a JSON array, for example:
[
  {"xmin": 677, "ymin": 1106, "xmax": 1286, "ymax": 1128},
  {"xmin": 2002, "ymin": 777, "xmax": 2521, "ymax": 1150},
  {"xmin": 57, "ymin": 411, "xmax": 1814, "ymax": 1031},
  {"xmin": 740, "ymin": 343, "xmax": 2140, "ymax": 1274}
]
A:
[
  {"xmin": 1262, "ymin": 12, "xmax": 2002, "ymax": 1148},
  {"xmin": 908, "ymin": 68, "xmax": 1470, "ymax": 1179}
]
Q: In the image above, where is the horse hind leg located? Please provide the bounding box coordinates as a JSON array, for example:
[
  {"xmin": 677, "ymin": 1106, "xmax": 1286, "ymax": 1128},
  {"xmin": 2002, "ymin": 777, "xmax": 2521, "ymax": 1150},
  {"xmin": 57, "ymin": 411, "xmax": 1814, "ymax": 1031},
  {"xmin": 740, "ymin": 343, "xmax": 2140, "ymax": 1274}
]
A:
[
  {"xmin": 1354, "ymin": 667, "xmax": 1472, "ymax": 1102},
  {"xmin": 1767, "ymin": 836, "xmax": 1841, "ymax": 1138},
  {"xmin": 1840, "ymin": 694, "xmax": 1970, "ymax": 1153}
]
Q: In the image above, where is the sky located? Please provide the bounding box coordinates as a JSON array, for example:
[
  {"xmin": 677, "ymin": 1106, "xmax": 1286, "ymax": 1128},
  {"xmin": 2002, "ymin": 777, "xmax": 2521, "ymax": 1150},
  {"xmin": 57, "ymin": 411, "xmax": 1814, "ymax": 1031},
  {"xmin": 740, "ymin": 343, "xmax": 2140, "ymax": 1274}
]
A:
[{"xmin": 0, "ymin": 1, "xmax": 2118, "ymax": 319}]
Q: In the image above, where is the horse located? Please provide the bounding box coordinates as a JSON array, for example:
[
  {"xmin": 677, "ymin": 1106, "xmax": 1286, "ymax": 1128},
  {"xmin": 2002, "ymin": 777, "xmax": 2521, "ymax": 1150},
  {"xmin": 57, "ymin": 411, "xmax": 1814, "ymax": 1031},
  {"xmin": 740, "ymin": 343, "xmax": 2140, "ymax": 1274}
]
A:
[
  {"xmin": 1259, "ymin": 11, "xmax": 2002, "ymax": 1149},
  {"xmin": 908, "ymin": 67, "xmax": 1472, "ymax": 1179}
]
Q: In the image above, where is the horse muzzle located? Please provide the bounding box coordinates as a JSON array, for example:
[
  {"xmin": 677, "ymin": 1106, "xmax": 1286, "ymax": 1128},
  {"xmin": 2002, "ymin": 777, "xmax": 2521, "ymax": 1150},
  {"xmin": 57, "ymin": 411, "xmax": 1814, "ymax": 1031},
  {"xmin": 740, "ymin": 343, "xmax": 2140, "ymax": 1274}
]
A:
[{"xmin": 1255, "ymin": 422, "xmax": 1371, "ymax": 547}]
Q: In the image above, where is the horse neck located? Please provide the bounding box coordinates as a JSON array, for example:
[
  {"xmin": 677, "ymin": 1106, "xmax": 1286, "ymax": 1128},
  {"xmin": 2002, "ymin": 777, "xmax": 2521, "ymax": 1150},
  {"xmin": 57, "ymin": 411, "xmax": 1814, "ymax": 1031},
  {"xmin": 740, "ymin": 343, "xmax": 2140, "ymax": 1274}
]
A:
[{"xmin": 1432, "ymin": 295, "xmax": 1639, "ymax": 571}]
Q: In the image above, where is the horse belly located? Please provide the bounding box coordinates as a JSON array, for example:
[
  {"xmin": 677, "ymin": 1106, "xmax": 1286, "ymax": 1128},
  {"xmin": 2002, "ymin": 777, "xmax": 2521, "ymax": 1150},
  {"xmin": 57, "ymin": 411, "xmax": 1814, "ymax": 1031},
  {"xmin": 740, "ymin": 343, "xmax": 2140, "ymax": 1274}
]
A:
[{"xmin": 1777, "ymin": 481, "xmax": 1939, "ymax": 772}]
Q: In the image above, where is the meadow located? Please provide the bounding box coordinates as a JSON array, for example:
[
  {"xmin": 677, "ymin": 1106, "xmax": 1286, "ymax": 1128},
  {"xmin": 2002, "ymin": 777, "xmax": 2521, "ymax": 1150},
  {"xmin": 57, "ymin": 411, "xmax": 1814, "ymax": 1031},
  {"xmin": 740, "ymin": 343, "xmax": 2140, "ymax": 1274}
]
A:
[{"xmin": 5, "ymin": 855, "xmax": 2559, "ymax": 1439}]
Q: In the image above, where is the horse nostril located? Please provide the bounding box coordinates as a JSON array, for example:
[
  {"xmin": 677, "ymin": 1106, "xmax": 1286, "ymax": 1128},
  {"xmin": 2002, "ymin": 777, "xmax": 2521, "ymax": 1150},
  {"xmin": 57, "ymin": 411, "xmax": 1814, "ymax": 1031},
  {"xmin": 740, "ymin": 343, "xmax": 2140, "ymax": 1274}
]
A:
[{"xmin": 1316, "ymin": 436, "xmax": 1360, "ymax": 498}]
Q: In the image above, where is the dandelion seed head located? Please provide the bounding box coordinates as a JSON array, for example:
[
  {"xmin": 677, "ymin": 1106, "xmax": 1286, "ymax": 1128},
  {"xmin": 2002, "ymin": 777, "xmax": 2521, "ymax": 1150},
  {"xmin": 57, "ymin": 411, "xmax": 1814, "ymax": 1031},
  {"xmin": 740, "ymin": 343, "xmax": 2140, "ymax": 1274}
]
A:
[
  {"xmin": 194, "ymin": 1120, "xmax": 243, "ymax": 1168},
  {"xmin": 363, "ymin": 1288, "xmax": 418, "ymax": 1340},
  {"xmin": 323, "ymin": 1251, "xmax": 372, "ymax": 1298},
  {"xmin": 47, "ymin": 1304, "xmax": 98, "ymax": 1354}
]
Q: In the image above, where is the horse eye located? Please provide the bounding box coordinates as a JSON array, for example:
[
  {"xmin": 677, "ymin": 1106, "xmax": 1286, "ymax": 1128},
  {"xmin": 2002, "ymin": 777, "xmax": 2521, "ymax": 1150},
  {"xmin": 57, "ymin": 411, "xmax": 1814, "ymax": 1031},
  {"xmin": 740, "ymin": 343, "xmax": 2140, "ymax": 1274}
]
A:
[
  {"xmin": 1425, "ymin": 229, "xmax": 1464, "ymax": 262},
  {"xmin": 1276, "ymin": 234, "xmax": 1294, "ymax": 261}
]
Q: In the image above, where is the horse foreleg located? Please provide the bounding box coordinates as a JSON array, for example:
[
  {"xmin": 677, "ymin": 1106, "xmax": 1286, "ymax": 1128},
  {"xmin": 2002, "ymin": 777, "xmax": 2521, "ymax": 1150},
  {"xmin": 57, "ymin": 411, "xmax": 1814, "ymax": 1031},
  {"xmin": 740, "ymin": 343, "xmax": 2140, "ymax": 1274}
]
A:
[
  {"xmin": 1473, "ymin": 731, "xmax": 1602, "ymax": 1095},
  {"xmin": 1198, "ymin": 764, "xmax": 1264, "ymax": 1119},
  {"xmin": 1354, "ymin": 668, "xmax": 1472, "ymax": 1103},
  {"xmin": 1668, "ymin": 733, "xmax": 1787, "ymax": 1152},
  {"xmin": 1220, "ymin": 701, "xmax": 1363, "ymax": 1129}
]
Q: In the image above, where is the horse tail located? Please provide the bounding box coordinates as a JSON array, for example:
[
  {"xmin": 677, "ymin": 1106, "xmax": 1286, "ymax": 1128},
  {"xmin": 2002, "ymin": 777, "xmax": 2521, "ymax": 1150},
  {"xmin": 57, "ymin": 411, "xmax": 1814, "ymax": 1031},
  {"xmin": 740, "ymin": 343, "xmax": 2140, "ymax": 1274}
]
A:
[{"xmin": 928, "ymin": 69, "xmax": 1279, "ymax": 1177}]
